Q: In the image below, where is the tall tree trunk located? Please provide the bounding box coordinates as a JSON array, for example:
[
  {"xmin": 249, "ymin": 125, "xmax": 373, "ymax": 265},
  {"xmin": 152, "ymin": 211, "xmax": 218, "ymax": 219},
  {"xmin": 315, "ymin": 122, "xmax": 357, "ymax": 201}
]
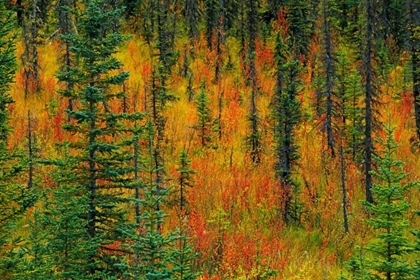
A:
[{"xmin": 363, "ymin": 0, "xmax": 375, "ymax": 203}]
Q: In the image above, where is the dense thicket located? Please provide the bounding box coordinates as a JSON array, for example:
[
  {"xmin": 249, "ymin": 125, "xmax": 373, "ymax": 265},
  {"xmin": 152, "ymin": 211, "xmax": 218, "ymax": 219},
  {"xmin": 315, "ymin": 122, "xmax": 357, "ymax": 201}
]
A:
[{"xmin": 1, "ymin": 0, "xmax": 420, "ymax": 279}]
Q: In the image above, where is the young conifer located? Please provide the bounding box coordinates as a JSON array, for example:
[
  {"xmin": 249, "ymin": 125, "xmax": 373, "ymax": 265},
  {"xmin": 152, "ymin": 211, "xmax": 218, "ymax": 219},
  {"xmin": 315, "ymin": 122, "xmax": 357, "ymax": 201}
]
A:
[
  {"xmin": 271, "ymin": 31, "xmax": 301, "ymax": 224},
  {"xmin": 0, "ymin": 2, "xmax": 35, "ymax": 276},
  {"xmin": 346, "ymin": 125, "xmax": 414, "ymax": 279},
  {"xmin": 54, "ymin": 0, "xmax": 140, "ymax": 276}
]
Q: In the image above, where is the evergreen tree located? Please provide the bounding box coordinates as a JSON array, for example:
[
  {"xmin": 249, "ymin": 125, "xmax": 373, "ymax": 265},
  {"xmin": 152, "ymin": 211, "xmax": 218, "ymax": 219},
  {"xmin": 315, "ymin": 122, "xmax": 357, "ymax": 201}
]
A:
[
  {"xmin": 407, "ymin": 0, "xmax": 420, "ymax": 141},
  {"xmin": 56, "ymin": 0, "xmax": 77, "ymax": 113},
  {"xmin": 194, "ymin": 85, "xmax": 212, "ymax": 147},
  {"xmin": 0, "ymin": 2, "xmax": 34, "ymax": 276},
  {"xmin": 177, "ymin": 149, "xmax": 195, "ymax": 212},
  {"xmin": 21, "ymin": 0, "xmax": 43, "ymax": 96},
  {"xmin": 204, "ymin": 0, "xmax": 220, "ymax": 50},
  {"xmin": 316, "ymin": 0, "xmax": 338, "ymax": 157},
  {"xmin": 14, "ymin": 209, "xmax": 53, "ymax": 279},
  {"xmin": 335, "ymin": 47, "xmax": 363, "ymax": 233},
  {"xmin": 41, "ymin": 149, "xmax": 97, "ymax": 279},
  {"xmin": 120, "ymin": 121, "xmax": 179, "ymax": 279},
  {"xmin": 362, "ymin": 0, "xmax": 380, "ymax": 203},
  {"xmin": 171, "ymin": 227, "xmax": 199, "ymax": 280},
  {"xmin": 54, "ymin": 0, "xmax": 138, "ymax": 276},
  {"xmin": 271, "ymin": 31, "xmax": 301, "ymax": 224},
  {"xmin": 184, "ymin": 0, "xmax": 201, "ymax": 41},
  {"xmin": 283, "ymin": 0, "xmax": 313, "ymax": 58},
  {"xmin": 336, "ymin": 48, "xmax": 364, "ymax": 163},
  {"xmin": 246, "ymin": 0, "xmax": 261, "ymax": 164},
  {"xmin": 346, "ymin": 125, "xmax": 414, "ymax": 280}
]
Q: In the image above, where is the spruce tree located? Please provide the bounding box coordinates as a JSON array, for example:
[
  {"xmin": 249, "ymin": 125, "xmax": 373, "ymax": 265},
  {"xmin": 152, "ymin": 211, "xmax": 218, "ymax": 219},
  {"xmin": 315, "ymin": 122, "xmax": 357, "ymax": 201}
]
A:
[
  {"xmin": 271, "ymin": 31, "xmax": 301, "ymax": 224},
  {"xmin": 21, "ymin": 0, "xmax": 43, "ymax": 96},
  {"xmin": 14, "ymin": 209, "xmax": 53, "ymax": 279},
  {"xmin": 42, "ymin": 149, "xmax": 97, "ymax": 279},
  {"xmin": 194, "ymin": 85, "xmax": 212, "ymax": 147},
  {"xmin": 407, "ymin": 0, "xmax": 420, "ymax": 141},
  {"xmin": 316, "ymin": 0, "xmax": 338, "ymax": 157},
  {"xmin": 120, "ymin": 121, "xmax": 179, "ymax": 279},
  {"xmin": 54, "ymin": 0, "xmax": 138, "ymax": 277},
  {"xmin": 362, "ymin": 0, "xmax": 380, "ymax": 204},
  {"xmin": 0, "ymin": 2, "xmax": 34, "ymax": 276},
  {"xmin": 177, "ymin": 149, "xmax": 195, "ymax": 212},
  {"xmin": 347, "ymin": 125, "xmax": 414, "ymax": 280},
  {"xmin": 246, "ymin": 0, "xmax": 261, "ymax": 164}
]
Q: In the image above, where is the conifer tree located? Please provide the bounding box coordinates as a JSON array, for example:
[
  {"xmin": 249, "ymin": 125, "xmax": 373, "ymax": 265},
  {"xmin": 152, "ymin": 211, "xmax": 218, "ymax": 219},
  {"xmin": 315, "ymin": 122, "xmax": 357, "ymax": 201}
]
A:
[
  {"xmin": 335, "ymin": 48, "xmax": 363, "ymax": 233},
  {"xmin": 346, "ymin": 125, "xmax": 414, "ymax": 279},
  {"xmin": 120, "ymin": 121, "xmax": 179, "ymax": 279},
  {"xmin": 283, "ymin": 0, "xmax": 312, "ymax": 57},
  {"xmin": 56, "ymin": 0, "xmax": 76, "ymax": 113},
  {"xmin": 271, "ymin": 31, "xmax": 301, "ymax": 224},
  {"xmin": 184, "ymin": 0, "xmax": 200, "ymax": 42},
  {"xmin": 246, "ymin": 0, "xmax": 261, "ymax": 164},
  {"xmin": 316, "ymin": 0, "xmax": 338, "ymax": 157},
  {"xmin": 0, "ymin": 2, "xmax": 34, "ymax": 276},
  {"xmin": 177, "ymin": 149, "xmax": 195, "ymax": 212},
  {"xmin": 407, "ymin": 0, "xmax": 420, "ymax": 141},
  {"xmin": 54, "ymin": 0, "xmax": 138, "ymax": 276},
  {"xmin": 362, "ymin": 0, "xmax": 380, "ymax": 203},
  {"xmin": 14, "ymin": 209, "xmax": 52, "ymax": 279},
  {"xmin": 21, "ymin": 0, "xmax": 43, "ymax": 96},
  {"xmin": 194, "ymin": 85, "xmax": 212, "ymax": 147},
  {"xmin": 204, "ymin": 0, "xmax": 220, "ymax": 50},
  {"xmin": 172, "ymin": 150, "xmax": 198, "ymax": 280},
  {"xmin": 41, "ymin": 149, "xmax": 96, "ymax": 279}
]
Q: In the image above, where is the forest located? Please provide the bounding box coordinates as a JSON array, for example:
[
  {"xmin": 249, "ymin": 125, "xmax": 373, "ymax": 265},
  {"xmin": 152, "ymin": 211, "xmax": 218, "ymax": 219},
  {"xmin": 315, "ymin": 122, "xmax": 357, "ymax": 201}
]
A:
[{"xmin": 1, "ymin": 0, "xmax": 420, "ymax": 279}]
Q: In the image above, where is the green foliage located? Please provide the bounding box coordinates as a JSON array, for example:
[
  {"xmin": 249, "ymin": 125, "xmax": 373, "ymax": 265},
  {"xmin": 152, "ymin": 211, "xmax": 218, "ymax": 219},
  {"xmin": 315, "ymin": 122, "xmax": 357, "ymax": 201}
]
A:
[
  {"xmin": 177, "ymin": 149, "xmax": 195, "ymax": 212},
  {"xmin": 336, "ymin": 48, "xmax": 364, "ymax": 163},
  {"xmin": 346, "ymin": 125, "xmax": 415, "ymax": 279},
  {"xmin": 54, "ymin": 0, "xmax": 140, "ymax": 277},
  {"xmin": 171, "ymin": 233, "xmax": 199, "ymax": 280},
  {"xmin": 120, "ymin": 123, "xmax": 182, "ymax": 279},
  {"xmin": 14, "ymin": 209, "xmax": 53, "ymax": 280},
  {"xmin": 194, "ymin": 85, "xmax": 213, "ymax": 147},
  {"xmin": 41, "ymin": 150, "xmax": 99, "ymax": 279},
  {"xmin": 0, "ymin": 2, "xmax": 36, "ymax": 277},
  {"xmin": 271, "ymin": 31, "xmax": 301, "ymax": 223},
  {"xmin": 282, "ymin": 0, "xmax": 313, "ymax": 56}
]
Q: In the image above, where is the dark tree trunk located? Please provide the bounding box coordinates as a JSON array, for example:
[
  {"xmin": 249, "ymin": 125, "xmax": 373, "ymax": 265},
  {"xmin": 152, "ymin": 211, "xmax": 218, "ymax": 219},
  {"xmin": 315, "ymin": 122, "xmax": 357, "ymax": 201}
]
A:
[
  {"xmin": 248, "ymin": 0, "xmax": 260, "ymax": 164},
  {"xmin": 363, "ymin": 0, "xmax": 375, "ymax": 204},
  {"xmin": 322, "ymin": 0, "xmax": 335, "ymax": 157},
  {"xmin": 27, "ymin": 111, "xmax": 34, "ymax": 189},
  {"xmin": 408, "ymin": 0, "xmax": 420, "ymax": 140}
]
